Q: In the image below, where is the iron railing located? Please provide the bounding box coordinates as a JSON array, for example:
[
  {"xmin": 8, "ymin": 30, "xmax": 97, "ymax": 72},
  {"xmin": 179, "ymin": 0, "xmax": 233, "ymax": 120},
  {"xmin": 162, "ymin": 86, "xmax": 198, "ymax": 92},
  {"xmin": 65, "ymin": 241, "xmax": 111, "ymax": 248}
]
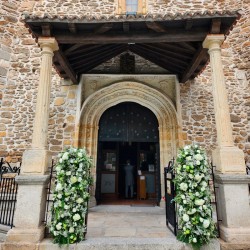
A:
[{"xmin": 0, "ymin": 158, "xmax": 21, "ymax": 228}]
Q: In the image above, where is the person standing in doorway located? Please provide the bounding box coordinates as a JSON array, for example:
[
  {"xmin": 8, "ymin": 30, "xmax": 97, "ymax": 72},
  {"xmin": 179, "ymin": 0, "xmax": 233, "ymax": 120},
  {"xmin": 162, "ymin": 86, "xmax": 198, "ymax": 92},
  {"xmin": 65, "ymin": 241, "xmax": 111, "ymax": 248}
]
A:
[{"xmin": 124, "ymin": 160, "xmax": 134, "ymax": 198}]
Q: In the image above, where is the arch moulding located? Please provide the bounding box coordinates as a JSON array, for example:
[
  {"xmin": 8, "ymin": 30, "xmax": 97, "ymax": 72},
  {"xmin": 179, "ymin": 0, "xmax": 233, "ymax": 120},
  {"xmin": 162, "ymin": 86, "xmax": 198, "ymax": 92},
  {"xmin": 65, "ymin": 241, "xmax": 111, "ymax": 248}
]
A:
[{"xmin": 76, "ymin": 81, "xmax": 181, "ymax": 203}]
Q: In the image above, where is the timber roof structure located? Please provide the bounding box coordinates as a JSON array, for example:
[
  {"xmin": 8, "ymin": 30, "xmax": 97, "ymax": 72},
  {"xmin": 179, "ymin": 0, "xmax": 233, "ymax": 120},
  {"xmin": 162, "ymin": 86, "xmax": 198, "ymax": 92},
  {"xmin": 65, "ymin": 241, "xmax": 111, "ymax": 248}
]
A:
[{"xmin": 23, "ymin": 11, "xmax": 240, "ymax": 84}]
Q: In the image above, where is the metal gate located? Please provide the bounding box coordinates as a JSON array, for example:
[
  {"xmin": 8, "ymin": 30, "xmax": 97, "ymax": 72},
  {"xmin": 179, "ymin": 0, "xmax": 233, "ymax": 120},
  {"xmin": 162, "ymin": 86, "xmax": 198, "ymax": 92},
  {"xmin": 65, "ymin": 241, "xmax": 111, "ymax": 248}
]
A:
[{"xmin": 164, "ymin": 158, "xmax": 177, "ymax": 235}]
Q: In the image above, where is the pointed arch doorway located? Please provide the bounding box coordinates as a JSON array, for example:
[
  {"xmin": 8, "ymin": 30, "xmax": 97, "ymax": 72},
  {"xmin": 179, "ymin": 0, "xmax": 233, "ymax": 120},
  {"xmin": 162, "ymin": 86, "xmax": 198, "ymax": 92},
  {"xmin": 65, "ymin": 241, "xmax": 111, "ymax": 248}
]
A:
[{"xmin": 96, "ymin": 102, "xmax": 160, "ymax": 205}]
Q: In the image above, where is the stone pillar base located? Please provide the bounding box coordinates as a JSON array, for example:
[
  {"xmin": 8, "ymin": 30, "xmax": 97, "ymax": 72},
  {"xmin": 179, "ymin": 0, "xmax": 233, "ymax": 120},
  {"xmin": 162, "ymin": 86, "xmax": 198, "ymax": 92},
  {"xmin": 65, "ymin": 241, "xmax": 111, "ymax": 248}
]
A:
[
  {"xmin": 88, "ymin": 195, "xmax": 97, "ymax": 208},
  {"xmin": 5, "ymin": 226, "xmax": 45, "ymax": 244},
  {"xmin": 212, "ymin": 146, "xmax": 245, "ymax": 173},
  {"xmin": 21, "ymin": 149, "xmax": 51, "ymax": 175},
  {"xmin": 219, "ymin": 224, "xmax": 250, "ymax": 243},
  {"xmin": 5, "ymin": 175, "xmax": 50, "ymax": 244},
  {"xmin": 215, "ymin": 174, "xmax": 250, "ymax": 243}
]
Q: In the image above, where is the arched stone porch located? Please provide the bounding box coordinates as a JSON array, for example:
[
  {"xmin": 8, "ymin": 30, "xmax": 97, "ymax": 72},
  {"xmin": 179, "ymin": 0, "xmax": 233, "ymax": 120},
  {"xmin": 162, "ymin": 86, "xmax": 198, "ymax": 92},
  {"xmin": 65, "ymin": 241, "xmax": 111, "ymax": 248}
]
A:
[{"xmin": 75, "ymin": 81, "xmax": 181, "ymax": 205}]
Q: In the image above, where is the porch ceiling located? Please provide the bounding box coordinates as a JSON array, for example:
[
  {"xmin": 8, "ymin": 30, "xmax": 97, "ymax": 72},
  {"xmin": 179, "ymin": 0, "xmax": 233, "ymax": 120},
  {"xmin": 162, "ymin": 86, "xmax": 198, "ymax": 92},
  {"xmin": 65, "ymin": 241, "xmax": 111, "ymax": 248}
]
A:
[{"xmin": 23, "ymin": 11, "xmax": 240, "ymax": 84}]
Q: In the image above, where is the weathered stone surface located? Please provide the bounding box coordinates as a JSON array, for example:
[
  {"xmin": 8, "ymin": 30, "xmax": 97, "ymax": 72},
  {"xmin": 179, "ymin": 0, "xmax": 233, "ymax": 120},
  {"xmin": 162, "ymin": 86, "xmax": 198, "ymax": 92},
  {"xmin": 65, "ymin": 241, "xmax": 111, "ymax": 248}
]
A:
[
  {"xmin": 230, "ymin": 114, "xmax": 241, "ymax": 123},
  {"xmin": 192, "ymin": 114, "xmax": 205, "ymax": 121},
  {"xmin": 54, "ymin": 97, "xmax": 65, "ymax": 106}
]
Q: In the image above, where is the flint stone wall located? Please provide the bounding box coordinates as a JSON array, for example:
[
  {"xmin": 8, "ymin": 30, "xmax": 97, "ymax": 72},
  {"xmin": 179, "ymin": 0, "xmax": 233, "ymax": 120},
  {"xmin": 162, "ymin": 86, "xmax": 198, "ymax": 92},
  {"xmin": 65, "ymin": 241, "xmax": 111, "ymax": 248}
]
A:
[{"xmin": 0, "ymin": 0, "xmax": 249, "ymax": 163}]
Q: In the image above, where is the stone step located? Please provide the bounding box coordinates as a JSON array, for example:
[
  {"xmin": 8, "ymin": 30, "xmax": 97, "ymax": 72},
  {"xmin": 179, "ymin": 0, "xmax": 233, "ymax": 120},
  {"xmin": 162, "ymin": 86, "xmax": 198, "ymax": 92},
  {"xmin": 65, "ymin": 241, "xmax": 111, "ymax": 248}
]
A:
[{"xmin": 36, "ymin": 238, "xmax": 219, "ymax": 250}]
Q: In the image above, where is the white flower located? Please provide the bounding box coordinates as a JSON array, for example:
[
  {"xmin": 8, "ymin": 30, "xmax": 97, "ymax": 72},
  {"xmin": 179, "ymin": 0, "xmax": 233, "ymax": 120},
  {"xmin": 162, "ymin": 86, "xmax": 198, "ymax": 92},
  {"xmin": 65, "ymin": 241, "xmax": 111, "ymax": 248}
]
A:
[
  {"xmin": 180, "ymin": 183, "xmax": 188, "ymax": 191},
  {"xmin": 64, "ymin": 205, "xmax": 70, "ymax": 209},
  {"xmin": 69, "ymin": 227, "xmax": 74, "ymax": 233},
  {"xmin": 73, "ymin": 208, "xmax": 77, "ymax": 212},
  {"xmin": 56, "ymin": 223, "xmax": 62, "ymax": 230},
  {"xmin": 183, "ymin": 214, "xmax": 189, "ymax": 222},
  {"xmin": 70, "ymin": 176, "xmax": 78, "ymax": 184},
  {"xmin": 62, "ymin": 152, "xmax": 69, "ymax": 160},
  {"xmin": 183, "ymin": 199, "xmax": 187, "ymax": 204},
  {"xmin": 196, "ymin": 160, "xmax": 201, "ymax": 165},
  {"xmin": 195, "ymin": 154, "xmax": 203, "ymax": 161},
  {"xmin": 55, "ymin": 166, "xmax": 61, "ymax": 172},
  {"xmin": 78, "ymin": 177, "xmax": 82, "ymax": 182},
  {"xmin": 187, "ymin": 208, "xmax": 196, "ymax": 214},
  {"xmin": 78, "ymin": 152, "xmax": 83, "ymax": 158},
  {"xmin": 199, "ymin": 217, "xmax": 204, "ymax": 222},
  {"xmin": 181, "ymin": 195, "xmax": 185, "ymax": 199},
  {"xmin": 59, "ymin": 158, "xmax": 63, "ymax": 163},
  {"xmin": 193, "ymin": 238, "xmax": 197, "ymax": 243},
  {"xmin": 73, "ymin": 213, "xmax": 81, "ymax": 221},
  {"xmin": 56, "ymin": 183, "xmax": 63, "ymax": 191},
  {"xmin": 188, "ymin": 174, "xmax": 194, "ymax": 179},
  {"xmin": 76, "ymin": 198, "xmax": 83, "ymax": 204},
  {"xmin": 201, "ymin": 181, "xmax": 208, "ymax": 187},
  {"xmin": 57, "ymin": 194, "xmax": 62, "ymax": 199},
  {"xmin": 66, "ymin": 171, "xmax": 71, "ymax": 176},
  {"xmin": 186, "ymin": 156, "xmax": 192, "ymax": 161},
  {"xmin": 203, "ymin": 219, "xmax": 210, "ymax": 228},
  {"xmin": 195, "ymin": 199, "xmax": 205, "ymax": 206}
]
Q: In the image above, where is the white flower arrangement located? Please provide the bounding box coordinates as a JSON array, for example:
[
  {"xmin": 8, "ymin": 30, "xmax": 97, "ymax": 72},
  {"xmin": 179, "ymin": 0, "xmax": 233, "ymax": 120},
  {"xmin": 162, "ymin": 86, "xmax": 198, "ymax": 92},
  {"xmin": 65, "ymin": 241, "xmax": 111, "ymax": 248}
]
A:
[
  {"xmin": 49, "ymin": 147, "xmax": 93, "ymax": 245},
  {"xmin": 174, "ymin": 144, "xmax": 217, "ymax": 249}
]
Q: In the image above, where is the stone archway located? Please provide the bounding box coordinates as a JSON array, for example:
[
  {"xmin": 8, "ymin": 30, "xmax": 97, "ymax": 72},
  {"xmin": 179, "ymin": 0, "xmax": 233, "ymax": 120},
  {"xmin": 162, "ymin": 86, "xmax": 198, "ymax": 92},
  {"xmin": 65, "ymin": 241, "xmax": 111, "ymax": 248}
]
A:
[{"xmin": 77, "ymin": 81, "xmax": 180, "ymax": 205}]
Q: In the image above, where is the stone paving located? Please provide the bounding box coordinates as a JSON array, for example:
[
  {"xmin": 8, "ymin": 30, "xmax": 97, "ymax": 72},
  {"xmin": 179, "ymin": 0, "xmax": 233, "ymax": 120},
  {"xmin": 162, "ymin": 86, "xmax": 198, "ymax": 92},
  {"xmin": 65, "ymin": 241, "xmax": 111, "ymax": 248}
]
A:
[{"xmin": 86, "ymin": 205, "xmax": 174, "ymax": 239}]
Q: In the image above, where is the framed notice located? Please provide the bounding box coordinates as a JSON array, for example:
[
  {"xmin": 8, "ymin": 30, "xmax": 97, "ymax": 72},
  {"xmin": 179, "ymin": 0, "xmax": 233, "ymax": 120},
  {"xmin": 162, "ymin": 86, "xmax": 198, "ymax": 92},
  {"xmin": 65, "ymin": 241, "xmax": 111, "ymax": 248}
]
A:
[{"xmin": 148, "ymin": 164, "xmax": 155, "ymax": 172}]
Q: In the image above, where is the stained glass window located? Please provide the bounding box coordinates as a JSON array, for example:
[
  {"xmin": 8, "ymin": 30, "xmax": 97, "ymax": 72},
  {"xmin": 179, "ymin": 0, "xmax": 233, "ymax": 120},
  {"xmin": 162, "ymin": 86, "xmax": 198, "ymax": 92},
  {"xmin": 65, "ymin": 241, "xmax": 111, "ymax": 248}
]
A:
[{"xmin": 126, "ymin": 0, "xmax": 138, "ymax": 14}]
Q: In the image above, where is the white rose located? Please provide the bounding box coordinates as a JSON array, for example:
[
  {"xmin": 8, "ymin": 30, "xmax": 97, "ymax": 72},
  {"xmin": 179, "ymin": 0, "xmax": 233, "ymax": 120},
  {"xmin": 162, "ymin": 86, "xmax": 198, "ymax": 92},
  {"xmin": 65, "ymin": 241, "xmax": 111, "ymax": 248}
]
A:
[
  {"xmin": 73, "ymin": 213, "xmax": 81, "ymax": 221},
  {"xmin": 180, "ymin": 183, "xmax": 188, "ymax": 191},
  {"xmin": 78, "ymin": 177, "xmax": 82, "ymax": 182},
  {"xmin": 57, "ymin": 193, "xmax": 62, "ymax": 199},
  {"xmin": 201, "ymin": 181, "xmax": 208, "ymax": 187},
  {"xmin": 66, "ymin": 171, "xmax": 71, "ymax": 176},
  {"xmin": 186, "ymin": 156, "xmax": 192, "ymax": 161},
  {"xmin": 193, "ymin": 238, "xmax": 197, "ymax": 243},
  {"xmin": 70, "ymin": 176, "xmax": 78, "ymax": 184},
  {"xmin": 183, "ymin": 199, "xmax": 187, "ymax": 204},
  {"xmin": 56, "ymin": 183, "xmax": 63, "ymax": 191},
  {"xmin": 78, "ymin": 152, "xmax": 83, "ymax": 158},
  {"xmin": 199, "ymin": 217, "xmax": 204, "ymax": 222},
  {"xmin": 181, "ymin": 195, "xmax": 185, "ymax": 199},
  {"xmin": 195, "ymin": 154, "xmax": 203, "ymax": 161},
  {"xmin": 194, "ymin": 174, "xmax": 202, "ymax": 182},
  {"xmin": 196, "ymin": 160, "xmax": 200, "ymax": 165},
  {"xmin": 195, "ymin": 199, "xmax": 205, "ymax": 206},
  {"xmin": 187, "ymin": 208, "xmax": 196, "ymax": 215},
  {"xmin": 76, "ymin": 198, "xmax": 83, "ymax": 204},
  {"xmin": 73, "ymin": 208, "xmax": 77, "ymax": 212},
  {"xmin": 183, "ymin": 214, "xmax": 189, "ymax": 222},
  {"xmin": 59, "ymin": 158, "xmax": 63, "ymax": 163},
  {"xmin": 55, "ymin": 166, "xmax": 61, "ymax": 172},
  {"xmin": 69, "ymin": 227, "xmax": 74, "ymax": 233},
  {"xmin": 62, "ymin": 152, "xmax": 69, "ymax": 160},
  {"xmin": 64, "ymin": 205, "xmax": 70, "ymax": 209},
  {"xmin": 203, "ymin": 219, "xmax": 210, "ymax": 228},
  {"xmin": 56, "ymin": 223, "xmax": 62, "ymax": 230}
]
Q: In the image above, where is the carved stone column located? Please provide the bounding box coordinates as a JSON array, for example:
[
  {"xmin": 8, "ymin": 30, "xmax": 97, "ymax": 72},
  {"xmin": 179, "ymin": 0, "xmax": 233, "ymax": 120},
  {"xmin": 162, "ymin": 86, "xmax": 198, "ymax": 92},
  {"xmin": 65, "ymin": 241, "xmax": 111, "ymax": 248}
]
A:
[
  {"xmin": 203, "ymin": 35, "xmax": 250, "ymax": 243},
  {"xmin": 20, "ymin": 37, "xmax": 59, "ymax": 175},
  {"xmin": 203, "ymin": 34, "xmax": 245, "ymax": 174},
  {"xmin": 5, "ymin": 38, "xmax": 58, "ymax": 246}
]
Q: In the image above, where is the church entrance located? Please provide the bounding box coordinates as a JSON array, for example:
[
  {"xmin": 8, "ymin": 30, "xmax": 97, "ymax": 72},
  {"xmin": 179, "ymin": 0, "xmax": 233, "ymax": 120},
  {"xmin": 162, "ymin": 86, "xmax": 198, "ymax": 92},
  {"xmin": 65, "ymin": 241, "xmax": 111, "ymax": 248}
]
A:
[{"xmin": 95, "ymin": 102, "xmax": 161, "ymax": 205}]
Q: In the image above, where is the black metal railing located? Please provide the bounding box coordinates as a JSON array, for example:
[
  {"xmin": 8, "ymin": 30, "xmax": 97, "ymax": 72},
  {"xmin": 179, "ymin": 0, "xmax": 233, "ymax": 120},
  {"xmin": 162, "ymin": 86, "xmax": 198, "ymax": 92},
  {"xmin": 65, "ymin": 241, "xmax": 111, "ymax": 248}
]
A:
[
  {"xmin": 0, "ymin": 158, "xmax": 21, "ymax": 228},
  {"xmin": 164, "ymin": 158, "xmax": 177, "ymax": 236}
]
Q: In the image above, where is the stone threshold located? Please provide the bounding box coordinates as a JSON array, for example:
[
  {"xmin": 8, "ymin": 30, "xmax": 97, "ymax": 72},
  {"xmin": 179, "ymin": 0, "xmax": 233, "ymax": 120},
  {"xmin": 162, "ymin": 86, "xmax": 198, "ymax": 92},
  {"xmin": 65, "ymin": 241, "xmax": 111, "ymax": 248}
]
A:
[{"xmin": 2, "ymin": 238, "xmax": 220, "ymax": 250}]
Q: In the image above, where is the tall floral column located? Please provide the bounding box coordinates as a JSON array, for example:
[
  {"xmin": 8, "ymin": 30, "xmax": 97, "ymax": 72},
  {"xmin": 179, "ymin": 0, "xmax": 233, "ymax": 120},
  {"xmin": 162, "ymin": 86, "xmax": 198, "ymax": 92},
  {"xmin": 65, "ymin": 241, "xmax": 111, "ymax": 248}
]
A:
[
  {"xmin": 203, "ymin": 35, "xmax": 250, "ymax": 243},
  {"xmin": 5, "ymin": 38, "xmax": 59, "ymax": 246}
]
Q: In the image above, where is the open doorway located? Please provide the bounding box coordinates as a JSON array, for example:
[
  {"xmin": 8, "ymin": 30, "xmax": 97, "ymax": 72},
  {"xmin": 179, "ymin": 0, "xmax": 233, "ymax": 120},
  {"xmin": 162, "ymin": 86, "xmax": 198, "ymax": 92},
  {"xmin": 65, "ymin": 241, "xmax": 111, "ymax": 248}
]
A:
[{"xmin": 95, "ymin": 102, "xmax": 161, "ymax": 205}]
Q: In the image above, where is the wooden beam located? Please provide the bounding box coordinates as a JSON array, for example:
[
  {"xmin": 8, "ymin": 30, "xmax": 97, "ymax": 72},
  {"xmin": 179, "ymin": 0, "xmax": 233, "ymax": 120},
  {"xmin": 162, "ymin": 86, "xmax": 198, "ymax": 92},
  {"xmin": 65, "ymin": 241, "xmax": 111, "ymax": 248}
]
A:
[
  {"xmin": 151, "ymin": 43, "xmax": 195, "ymax": 55},
  {"xmin": 77, "ymin": 46, "xmax": 127, "ymax": 73},
  {"xmin": 65, "ymin": 44, "xmax": 104, "ymax": 56},
  {"xmin": 41, "ymin": 23, "xmax": 52, "ymax": 36},
  {"xmin": 54, "ymin": 50, "xmax": 78, "ymax": 84},
  {"xmin": 146, "ymin": 21, "xmax": 167, "ymax": 32},
  {"xmin": 181, "ymin": 46, "xmax": 208, "ymax": 83},
  {"xmin": 135, "ymin": 44, "xmax": 188, "ymax": 68},
  {"xmin": 210, "ymin": 18, "xmax": 221, "ymax": 34},
  {"xmin": 130, "ymin": 46, "xmax": 183, "ymax": 73},
  {"xmin": 185, "ymin": 20, "xmax": 193, "ymax": 30},
  {"xmin": 68, "ymin": 23, "xmax": 77, "ymax": 34},
  {"xmin": 123, "ymin": 22, "xmax": 130, "ymax": 33},
  {"xmin": 94, "ymin": 23, "xmax": 113, "ymax": 34},
  {"xmin": 55, "ymin": 30, "xmax": 207, "ymax": 44},
  {"xmin": 70, "ymin": 45, "xmax": 123, "ymax": 66},
  {"xmin": 177, "ymin": 42, "xmax": 196, "ymax": 52},
  {"xmin": 140, "ymin": 43, "xmax": 192, "ymax": 60}
]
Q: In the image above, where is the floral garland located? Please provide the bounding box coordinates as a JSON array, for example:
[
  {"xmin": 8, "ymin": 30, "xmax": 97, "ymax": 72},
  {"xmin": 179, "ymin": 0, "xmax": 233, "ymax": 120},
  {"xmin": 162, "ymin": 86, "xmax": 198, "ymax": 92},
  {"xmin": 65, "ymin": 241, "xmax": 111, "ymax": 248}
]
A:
[
  {"xmin": 49, "ymin": 147, "xmax": 93, "ymax": 245},
  {"xmin": 174, "ymin": 145, "xmax": 217, "ymax": 249}
]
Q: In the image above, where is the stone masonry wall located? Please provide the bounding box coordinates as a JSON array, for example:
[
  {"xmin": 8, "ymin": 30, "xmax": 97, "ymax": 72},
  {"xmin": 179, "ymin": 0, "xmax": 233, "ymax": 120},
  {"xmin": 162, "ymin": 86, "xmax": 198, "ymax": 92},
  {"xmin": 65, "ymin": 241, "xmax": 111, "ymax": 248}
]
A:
[{"xmin": 0, "ymin": 0, "xmax": 249, "ymax": 163}]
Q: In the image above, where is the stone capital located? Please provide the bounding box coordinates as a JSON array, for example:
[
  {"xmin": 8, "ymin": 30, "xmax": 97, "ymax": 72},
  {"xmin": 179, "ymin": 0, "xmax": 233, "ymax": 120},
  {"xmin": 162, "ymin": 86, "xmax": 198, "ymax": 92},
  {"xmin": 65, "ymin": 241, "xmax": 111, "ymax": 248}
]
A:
[
  {"xmin": 38, "ymin": 37, "xmax": 59, "ymax": 52},
  {"xmin": 202, "ymin": 34, "xmax": 225, "ymax": 49}
]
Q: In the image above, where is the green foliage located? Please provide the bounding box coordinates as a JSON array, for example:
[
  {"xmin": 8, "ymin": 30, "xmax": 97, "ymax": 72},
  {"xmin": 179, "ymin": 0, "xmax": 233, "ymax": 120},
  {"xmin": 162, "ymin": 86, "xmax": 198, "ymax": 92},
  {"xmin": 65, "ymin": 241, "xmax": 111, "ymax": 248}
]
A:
[
  {"xmin": 174, "ymin": 145, "xmax": 217, "ymax": 249},
  {"xmin": 49, "ymin": 147, "xmax": 93, "ymax": 245}
]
